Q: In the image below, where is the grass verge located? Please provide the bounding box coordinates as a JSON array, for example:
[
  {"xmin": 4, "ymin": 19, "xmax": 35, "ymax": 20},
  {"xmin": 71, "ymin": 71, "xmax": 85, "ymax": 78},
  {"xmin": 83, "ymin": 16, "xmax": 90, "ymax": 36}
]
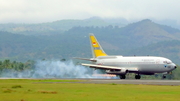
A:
[{"xmin": 0, "ymin": 79, "xmax": 179, "ymax": 101}]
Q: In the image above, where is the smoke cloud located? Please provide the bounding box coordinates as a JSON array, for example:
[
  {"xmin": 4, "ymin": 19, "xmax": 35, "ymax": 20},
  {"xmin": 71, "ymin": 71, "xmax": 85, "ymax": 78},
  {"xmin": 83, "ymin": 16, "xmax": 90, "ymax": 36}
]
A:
[{"xmin": 0, "ymin": 60, "xmax": 100, "ymax": 78}]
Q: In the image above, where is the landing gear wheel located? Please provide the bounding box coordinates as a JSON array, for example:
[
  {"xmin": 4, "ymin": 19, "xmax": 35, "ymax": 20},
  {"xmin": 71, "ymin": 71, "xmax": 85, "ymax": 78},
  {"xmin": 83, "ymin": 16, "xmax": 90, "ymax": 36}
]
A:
[
  {"xmin": 120, "ymin": 75, "xmax": 126, "ymax": 79},
  {"xmin": 162, "ymin": 75, "xmax": 166, "ymax": 79},
  {"xmin": 135, "ymin": 75, "xmax": 141, "ymax": 79}
]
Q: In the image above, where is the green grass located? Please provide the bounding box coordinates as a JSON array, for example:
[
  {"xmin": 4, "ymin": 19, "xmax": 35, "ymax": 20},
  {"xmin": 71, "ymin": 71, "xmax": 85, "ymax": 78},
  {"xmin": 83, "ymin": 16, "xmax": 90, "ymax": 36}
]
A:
[
  {"xmin": 0, "ymin": 79, "xmax": 179, "ymax": 101},
  {"xmin": 0, "ymin": 79, "xmax": 80, "ymax": 83}
]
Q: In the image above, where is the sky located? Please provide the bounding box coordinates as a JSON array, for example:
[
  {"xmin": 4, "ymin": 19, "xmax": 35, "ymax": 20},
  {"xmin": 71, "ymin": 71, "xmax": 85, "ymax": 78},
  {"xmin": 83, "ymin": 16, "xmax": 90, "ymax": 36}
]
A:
[{"xmin": 0, "ymin": 0, "xmax": 180, "ymax": 23}]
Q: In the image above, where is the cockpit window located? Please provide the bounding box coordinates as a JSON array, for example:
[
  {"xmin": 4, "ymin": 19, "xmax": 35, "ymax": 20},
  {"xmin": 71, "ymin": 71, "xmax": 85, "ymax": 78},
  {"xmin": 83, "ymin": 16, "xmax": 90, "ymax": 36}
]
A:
[
  {"xmin": 167, "ymin": 61, "xmax": 172, "ymax": 64},
  {"xmin": 163, "ymin": 60, "xmax": 172, "ymax": 64}
]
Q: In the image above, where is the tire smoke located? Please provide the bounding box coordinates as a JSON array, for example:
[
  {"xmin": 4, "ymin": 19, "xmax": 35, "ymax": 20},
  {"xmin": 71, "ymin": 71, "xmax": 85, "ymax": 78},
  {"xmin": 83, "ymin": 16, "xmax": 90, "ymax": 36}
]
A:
[{"xmin": 0, "ymin": 60, "xmax": 98, "ymax": 78}]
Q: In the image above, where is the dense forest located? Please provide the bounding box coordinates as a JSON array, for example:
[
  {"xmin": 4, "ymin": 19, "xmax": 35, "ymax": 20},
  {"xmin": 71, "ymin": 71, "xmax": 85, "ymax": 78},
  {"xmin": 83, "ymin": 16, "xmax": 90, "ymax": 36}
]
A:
[{"xmin": 0, "ymin": 60, "xmax": 34, "ymax": 71}]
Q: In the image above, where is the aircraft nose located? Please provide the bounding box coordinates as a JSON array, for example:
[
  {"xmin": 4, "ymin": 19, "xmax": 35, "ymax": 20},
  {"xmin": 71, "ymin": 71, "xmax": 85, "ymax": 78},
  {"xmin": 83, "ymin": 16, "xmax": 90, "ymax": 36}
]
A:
[{"xmin": 174, "ymin": 66, "xmax": 177, "ymax": 69}]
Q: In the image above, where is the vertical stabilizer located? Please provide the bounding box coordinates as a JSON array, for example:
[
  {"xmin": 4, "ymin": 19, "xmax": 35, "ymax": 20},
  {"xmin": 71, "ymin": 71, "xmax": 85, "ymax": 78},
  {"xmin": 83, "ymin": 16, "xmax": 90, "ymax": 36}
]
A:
[{"xmin": 89, "ymin": 33, "xmax": 107, "ymax": 58}]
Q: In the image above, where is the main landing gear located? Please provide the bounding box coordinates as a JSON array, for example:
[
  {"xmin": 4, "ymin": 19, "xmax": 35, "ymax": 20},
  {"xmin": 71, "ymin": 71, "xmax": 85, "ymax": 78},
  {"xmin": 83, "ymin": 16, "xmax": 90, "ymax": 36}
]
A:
[
  {"xmin": 162, "ymin": 75, "xmax": 166, "ymax": 79},
  {"xmin": 119, "ymin": 74, "xmax": 141, "ymax": 79},
  {"xmin": 135, "ymin": 74, "xmax": 141, "ymax": 79},
  {"xmin": 119, "ymin": 75, "xmax": 126, "ymax": 79}
]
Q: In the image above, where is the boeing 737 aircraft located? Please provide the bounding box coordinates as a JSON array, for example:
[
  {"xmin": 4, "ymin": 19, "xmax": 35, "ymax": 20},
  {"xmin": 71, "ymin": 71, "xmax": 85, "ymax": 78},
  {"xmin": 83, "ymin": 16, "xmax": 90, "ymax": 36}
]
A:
[{"xmin": 77, "ymin": 34, "xmax": 177, "ymax": 79}]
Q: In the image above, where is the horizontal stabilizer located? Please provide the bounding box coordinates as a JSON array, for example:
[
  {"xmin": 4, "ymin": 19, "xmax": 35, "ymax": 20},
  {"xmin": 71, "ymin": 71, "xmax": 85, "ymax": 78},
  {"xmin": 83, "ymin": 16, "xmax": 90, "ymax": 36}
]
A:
[{"xmin": 73, "ymin": 57, "xmax": 97, "ymax": 62}]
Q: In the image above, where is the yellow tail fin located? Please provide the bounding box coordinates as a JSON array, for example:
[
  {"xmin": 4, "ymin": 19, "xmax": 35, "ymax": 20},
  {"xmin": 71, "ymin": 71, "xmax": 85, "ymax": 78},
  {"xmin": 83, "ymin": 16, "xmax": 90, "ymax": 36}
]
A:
[{"xmin": 89, "ymin": 33, "xmax": 107, "ymax": 58}]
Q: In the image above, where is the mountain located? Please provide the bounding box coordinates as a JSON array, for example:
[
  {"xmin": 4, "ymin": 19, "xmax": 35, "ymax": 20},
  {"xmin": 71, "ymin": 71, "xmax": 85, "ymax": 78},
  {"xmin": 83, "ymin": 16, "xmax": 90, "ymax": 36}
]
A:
[
  {"xmin": 0, "ymin": 17, "xmax": 126, "ymax": 35},
  {"xmin": 119, "ymin": 40, "xmax": 180, "ymax": 64},
  {"xmin": 0, "ymin": 19, "xmax": 180, "ymax": 65},
  {"xmin": 64, "ymin": 19, "xmax": 180, "ymax": 50},
  {"xmin": 153, "ymin": 19, "xmax": 180, "ymax": 30}
]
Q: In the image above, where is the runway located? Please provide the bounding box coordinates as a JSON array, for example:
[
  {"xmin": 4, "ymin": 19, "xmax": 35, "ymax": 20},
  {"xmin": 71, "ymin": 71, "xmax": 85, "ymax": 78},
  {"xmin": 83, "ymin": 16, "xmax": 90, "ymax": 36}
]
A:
[
  {"xmin": 39, "ymin": 78, "xmax": 180, "ymax": 86},
  {"xmin": 78, "ymin": 79, "xmax": 180, "ymax": 85},
  {"xmin": 1, "ymin": 78, "xmax": 180, "ymax": 85}
]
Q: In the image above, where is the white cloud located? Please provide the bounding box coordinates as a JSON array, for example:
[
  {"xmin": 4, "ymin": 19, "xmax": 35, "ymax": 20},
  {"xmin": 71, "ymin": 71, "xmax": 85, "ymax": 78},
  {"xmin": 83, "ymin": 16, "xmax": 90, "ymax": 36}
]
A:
[{"xmin": 0, "ymin": 0, "xmax": 179, "ymax": 23}]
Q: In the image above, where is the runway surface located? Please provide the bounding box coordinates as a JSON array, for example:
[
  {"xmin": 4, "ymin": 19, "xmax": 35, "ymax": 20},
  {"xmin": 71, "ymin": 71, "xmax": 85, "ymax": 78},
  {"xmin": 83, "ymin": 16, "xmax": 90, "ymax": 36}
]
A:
[
  {"xmin": 1, "ymin": 78, "xmax": 180, "ymax": 85},
  {"xmin": 38, "ymin": 78, "xmax": 180, "ymax": 85},
  {"xmin": 78, "ymin": 79, "xmax": 180, "ymax": 85}
]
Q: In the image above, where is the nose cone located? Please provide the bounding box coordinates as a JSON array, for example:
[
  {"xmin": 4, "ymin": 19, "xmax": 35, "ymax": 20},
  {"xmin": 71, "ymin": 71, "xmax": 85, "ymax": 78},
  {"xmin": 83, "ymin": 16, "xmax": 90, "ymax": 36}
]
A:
[{"xmin": 172, "ymin": 63, "xmax": 177, "ymax": 70}]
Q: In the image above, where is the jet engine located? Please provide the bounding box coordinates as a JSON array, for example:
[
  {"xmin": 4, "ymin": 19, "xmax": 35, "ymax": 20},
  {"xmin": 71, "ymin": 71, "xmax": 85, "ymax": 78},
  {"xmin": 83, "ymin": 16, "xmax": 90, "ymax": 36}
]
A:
[{"xmin": 106, "ymin": 68, "xmax": 128, "ymax": 75}]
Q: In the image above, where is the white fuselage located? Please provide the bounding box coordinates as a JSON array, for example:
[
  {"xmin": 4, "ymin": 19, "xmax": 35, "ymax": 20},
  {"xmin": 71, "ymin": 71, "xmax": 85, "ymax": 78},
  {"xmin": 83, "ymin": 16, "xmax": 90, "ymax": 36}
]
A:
[{"xmin": 95, "ymin": 56, "xmax": 176, "ymax": 75}]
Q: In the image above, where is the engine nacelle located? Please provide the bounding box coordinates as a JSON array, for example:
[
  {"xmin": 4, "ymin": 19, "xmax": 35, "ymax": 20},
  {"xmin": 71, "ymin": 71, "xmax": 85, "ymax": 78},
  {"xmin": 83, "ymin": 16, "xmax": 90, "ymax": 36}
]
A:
[{"xmin": 106, "ymin": 68, "xmax": 128, "ymax": 75}]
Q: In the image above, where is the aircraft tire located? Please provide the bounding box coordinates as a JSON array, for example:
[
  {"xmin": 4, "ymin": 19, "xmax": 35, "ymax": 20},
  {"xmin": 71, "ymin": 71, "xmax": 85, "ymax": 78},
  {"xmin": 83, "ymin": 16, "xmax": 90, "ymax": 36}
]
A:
[
  {"xmin": 162, "ymin": 75, "xmax": 166, "ymax": 79},
  {"xmin": 135, "ymin": 75, "xmax": 141, "ymax": 79},
  {"xmin": 120, "ymin": 75, "xmax": 126, "ymax": 79}
]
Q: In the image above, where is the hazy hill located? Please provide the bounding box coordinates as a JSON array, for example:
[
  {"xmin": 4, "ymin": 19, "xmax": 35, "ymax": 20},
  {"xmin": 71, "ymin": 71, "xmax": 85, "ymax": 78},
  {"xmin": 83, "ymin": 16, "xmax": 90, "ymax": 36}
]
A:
[
  {"xmin": 0, "ymin": 17, "xmax": 125, "ymax": 35},
  {"xmin": 64, "ymin": 19, "xmax": 180, "ymax": 50},
  {"xmin": 118, "ymin": 40, "xmax": 180, "ymax": 64},
  {"xmin": 0, "ymin": 19, "xmax": 180, "ymax": 64},
  {"xmin": 118, "ymin": 19, "xmax": 180, "ymax": 45}
]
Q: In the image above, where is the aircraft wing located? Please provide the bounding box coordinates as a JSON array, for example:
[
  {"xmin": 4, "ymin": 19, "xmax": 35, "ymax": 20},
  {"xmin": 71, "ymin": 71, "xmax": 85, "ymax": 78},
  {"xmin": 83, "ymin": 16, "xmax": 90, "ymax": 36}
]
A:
[{"xmin": 81, "ymin": 63, "xmax": 138, "ymax": 72}]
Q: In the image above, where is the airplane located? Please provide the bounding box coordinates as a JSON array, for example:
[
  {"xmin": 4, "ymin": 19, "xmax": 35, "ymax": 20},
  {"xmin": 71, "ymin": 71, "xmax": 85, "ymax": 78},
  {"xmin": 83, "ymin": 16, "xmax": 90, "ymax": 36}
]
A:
[{"xmin": 76, "ymin": 33, "xmax": 177, "ymax": 79}]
